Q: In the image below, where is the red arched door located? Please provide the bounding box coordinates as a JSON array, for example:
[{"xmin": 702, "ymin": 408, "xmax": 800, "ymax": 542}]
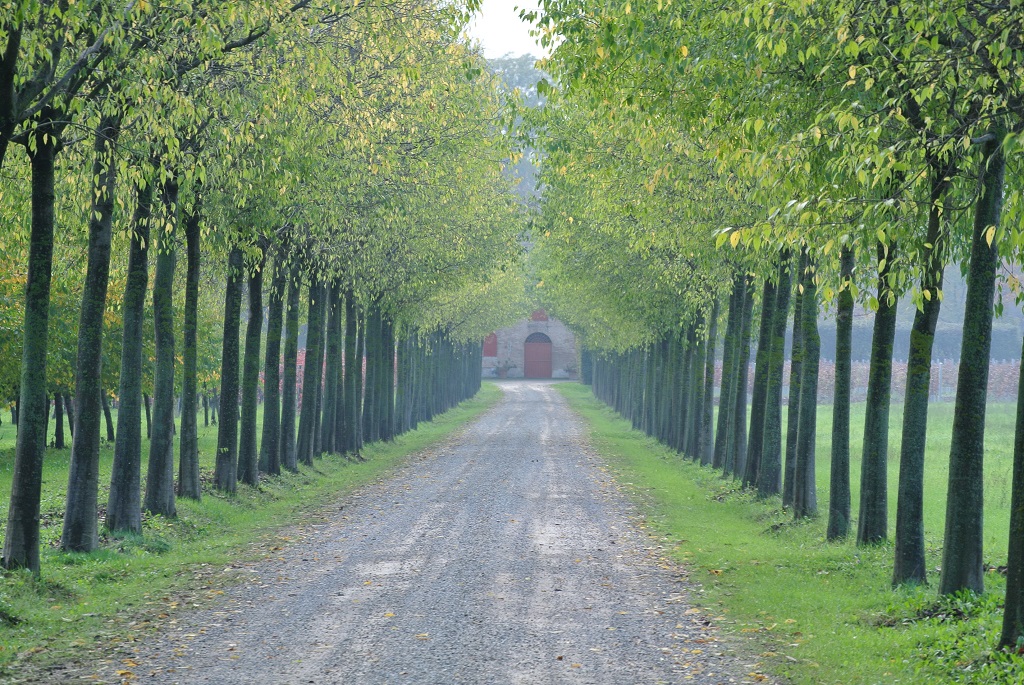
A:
[{"xmin": 524, "ymin": 332, "xmax": 552, "ymax": 378}]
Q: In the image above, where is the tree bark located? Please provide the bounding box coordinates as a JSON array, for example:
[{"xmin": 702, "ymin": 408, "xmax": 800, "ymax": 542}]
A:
[
  {"xmin": 857, "ymin": 240, "xmax": 899, "ymax": 545},
  {"xmin": 107, "ymin": 183, "xmax": 151, "ymax": 534},
  {"xmin": 296, "ymin": 279, "xmax": 325, "ymax": 466},
  {"xmin": 729, "ymin": 275, "xmax": 755, "ymax": 479},
  {"xmin": 343, "ymin": 293, "xmax": 359, "ymax": 454},
  {"xmin": 54, "ymin": 392, "xmax": 64, "ymax": 449},
  {"xmin": 783, "ymin": 255, "xmax": 806, "ymax": 507},
  {"xmin": 999, "ymin": 335, "xmax": 1024, "ymax": 649},
  {"xmin": 102, "ymin": 391, "xmax": 115, "ymax": 443},
  {"xmin": 699, "ymin": 298, "xmax": 719, "ymax": 466},
  {"xmin": 214, "ymin": 246, "xmax": 245, "ymax": 493},
  {"xmin": 320, "ymin": 282, "xmax": 342, "ymax": 455},
  {"xmin": 793, "ymin": 252, "xmax": 819, "ymax": 519},
  {"xmin": 893, "ymin": 168, "xmax": 948, "ymax": 582},
  {"xmin": 237, "ymin": 250, "xmax": 265, "ymax": 487},
  {"xmin": 279, "ymin": 263, "xmax": 301, "ymax": 472},
  {"xmin": 827, "ymin": 245, "xmax": 854, "ymax": 540},
  {"xmin": 940, "ymin": 128, "xmax": 1005, "ymax": 596},
  {"xmin": 2, "ymin": 117, "xmax": 57, "ymax": 572},
  {"xmin": 61, "ymin": 115, "xmax": 120, "ymax": 552},
  {"xmin": 143, "ymin": 180, "xmax": 178, "ymax": 519},
  {"xmin": 177, "ymin": 202, "xmax": 202, "ymax": 500},
  {"xmin": 713, "ymin": 274, "xmax": 744, "ymax": 470},
  {"xmin": 259, "ymin": 256, "xmax": 286, "ymax": 476},
  {"xmin": 744, "ymin": 273, "xmax": 777, "ymax": 488}
]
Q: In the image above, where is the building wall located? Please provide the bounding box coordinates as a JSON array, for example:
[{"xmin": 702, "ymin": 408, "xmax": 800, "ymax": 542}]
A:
[{"xmin": 482, "ymin": 313, "xmax": 577, "ymax": 379}]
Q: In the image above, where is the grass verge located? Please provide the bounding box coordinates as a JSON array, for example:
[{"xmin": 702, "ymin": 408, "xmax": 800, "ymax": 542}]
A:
[
  {"xmin": 0, "ymin": 383, "xmax": 502, "ymax": 680},
  {"xmin": 557, "ymin": 382, "xmax": 1023, "ymax": 685}
]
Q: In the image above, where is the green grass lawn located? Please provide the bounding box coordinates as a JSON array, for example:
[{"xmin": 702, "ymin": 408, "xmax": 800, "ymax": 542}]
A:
[
  {"xmin": 0, "ymin": 383, "xmax": 502, "ymax": 680},
  {"xmin": 558, "ymin": 383, "xmax": 1023, "ymax": 684}
]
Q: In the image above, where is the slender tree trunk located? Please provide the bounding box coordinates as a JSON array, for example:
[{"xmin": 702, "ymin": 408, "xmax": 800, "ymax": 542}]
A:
[
  {"xmin": 203, "ymin": 391, "xmax": 209, "ymax": 428},
  {"xmin": 757, "ymin": 252, "xmax": 791, "ymax": 497},
  {"xmin": 344, "ymin": 293, "xmax": 359, "ymax": 454},
  {"xmin": 238, "ymin": 251, "xmax": 265, "ymax": 487},
  {"xmin": 793, "ymin": 253, "xmax": 819, "ymax": 519},
  {"xmin": 857, "ymin": 240, "xmax": 899, "ymax": 545},
  {"xmin": 259, "ymin": 257, "xmax": 286, "ymax": 476},
  {"xmin": 999, "ymin": 336, "xmax": 1024, "ymax": 649},
  {"xmin": 783, "ymin": 255, "xmax": 806, "ymax": 507},
  {"xmin": 354, "ymin": 308, "xmax": 365, "ymax": 453},
  {"xmin": 178, "ymin": 202, "xmax": 202, "ymax": 500},
  {"xmin": 827, "ymin": 245, "xmax": 855, "ymax": 540},
  {"xmin": 143, "ymin": 180, "xmax": 179, "ymax": 519},
  {"xmin": 54, "ymin": 392, "xmax": 64, "ymax": 449},
  {"xmin": 2, "ymin": 116, "xmax": 57, "ymax": 572},
  {"xmin": 61, "ymin": 115, "xmax": 121, "ymax": 552},
  {"xmin": 893, "ymin": 170, "xmax": 948, "ymax": 582},
  {"xmin": 63, "ymin": 392, "xmax": 74, "ymax": 438},
  {"xmin": 730, "ymin": 276, "xmax": 755, "ymax": 479},
  {"xmin": 279, "ymin": 263, "xmax": 301, "ymax": 472},
  {"xmin": 321, "ymin": 282, "xmax": 342, "ymax": 455},
  {"xmin": 382, "ymin": 316, "xmax": 396, "ymax": 441},
  {"xmin": 714, "ymin": 275, "xmax": 744, "ymax": 470},
  {"xmin": 144, "ymin": 393, "xmax": 151, "ymax": 439},
  {"xmin": 700, "ymin": 298, "xmax": 719, "ymax": 466},
  {"xmin": 102, "ymin": 391, "xmax": 115, "ymax": 443},
  {"xmin": 107, "ymin": 184, "xmax": 151, "ymax": 534},
  {"xmin": 214, "ymin": 246, "xmax": 245, "ymax": 493},
  {"xmin": 363, "ymin": 306, "xmax": 381, "ymax": 444},
  {"xmin": 687, "ymin": 326, "xmax": 706, "ymax": 457},
  {"xmin": 940, "ymin": 128, "xmax": 1005, "ymax": 596},
  {"xmin": 296, "ymin": 279, "xmax": 325, "ymax": 466},
  {"xmin": 744, "ymin": 274, "xmax": 778, "ymax": 488}
]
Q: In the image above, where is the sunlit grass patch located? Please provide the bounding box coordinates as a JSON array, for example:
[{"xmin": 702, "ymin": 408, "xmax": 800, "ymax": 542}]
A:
[{"xmin": 558, "ymin": 382, "xmax": 1020, "ymax": 684}]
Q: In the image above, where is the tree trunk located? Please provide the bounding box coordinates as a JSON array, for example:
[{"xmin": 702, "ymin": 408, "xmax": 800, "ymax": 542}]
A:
[
  {"xmin": 700, "ymin": 298, "xmax": 719, "ymax": 466},
  {"xmin": 940, "ymin": 128, "xmax": 1005, "ymax": 596},
  {"xmin": 143, "ymin": 180, "xmax": 178, "ymax": 519},
  {"xmin": 63, "ymin": 392, "xmax": 74, "ymax": 438},
  {"xmin": 107, "ymin": 183, "xmax": 151, "ymax": 534},
  {"xmin": 793, "ymin": 252, "xmax": 819, "ymax": 519},
  {"xmin": 757, "ymin": 252, "xmax": 792, "ymax": 498},
  {"xmin": 144, "ymin": 393, "xmax": 151, "ymax": 439},
  {"xmin": 344, "ymin": 294, "xmax": 359, "ymax": 454},
  {"xmin": 827, "ymin": 245, "xmax": 854, "ymax": 540},
  {"xmin": 783, "ymin": 255, "xmax": 806, "ymax": 507},
  {"xmin": 237, "ymin": 250, "xmax": 264, "ymax": 487},
  {"xmin": 279, "ymin": 263, "xmax": 301, "ymax": 472},
  {"xmin": 3, "ymin": 118, "xmax": 57, "ymax": 573},
  {"xmin": 856, "ymin": 240, "xmax": 899, "ymax": 545},
  {"xmin": 320, "ymin": 282, "xmax": 342, "ymax": 455},
  {"xmin": 54, "ymin": 392, "xmax": 64, "ymax": 449},
  {"xmin": 729, "ymin": 275, "xmax": 755, "ymax": 479},
  {"xmin": 999, "ymin": 335, "xmax": 1024, "ymax": 649},
  {"xmin": 363, "ymin": 305, "xmax": 381, "ymax": 444},
  {"xmin": 259, "ymin": 256, "xmax": 286, "ymax": 476},
  {"xmin": 713, "ymin": 274, "xmax": 744, "ymax": 470},
  {"xmin": 296, "ymin": 279, "xmax": 325, "ymax": 466},
  {"xmin": 214, "ymin": 246, "xmax": 245, "ymax": 493},
  {"xmin": 61, "ymin": 115, "xmax": 120, "ymax": 553},
  {"xmin": 744, "ymin": 273, "xmax": 777, "ymax": 488},
  {"xmin": 102, "ymin": 391, "xmax": 115, "ymax": 443},
  {"xmin": 177, "ymin": 202, "xmax": 202, "ymax": 500},
  {"xmin": 893, "ymin": 169, "xmax": 948, "ymax": 582}
]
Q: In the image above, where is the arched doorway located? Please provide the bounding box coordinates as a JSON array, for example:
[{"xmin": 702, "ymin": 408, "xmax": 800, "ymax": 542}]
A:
[{"xmin": 524, "ymin": 332, "xmax": 552, "ymax": 379}]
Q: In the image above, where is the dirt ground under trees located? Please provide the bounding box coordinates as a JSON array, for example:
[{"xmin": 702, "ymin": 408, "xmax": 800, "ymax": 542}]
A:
[{"xmin": 70, "ymin": 382, "xmax": 767, "ymax": 684}]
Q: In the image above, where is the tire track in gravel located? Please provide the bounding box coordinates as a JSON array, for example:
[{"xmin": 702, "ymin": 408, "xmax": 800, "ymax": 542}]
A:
[{"xmin": 81, "ymin": 381, "xmax": 766, "ymax": 684}]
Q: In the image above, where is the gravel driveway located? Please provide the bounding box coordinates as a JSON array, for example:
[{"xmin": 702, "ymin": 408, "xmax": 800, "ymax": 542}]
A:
[{"xmin": 84, "ymin": 381, "xmax": 763, "ymax": 684}]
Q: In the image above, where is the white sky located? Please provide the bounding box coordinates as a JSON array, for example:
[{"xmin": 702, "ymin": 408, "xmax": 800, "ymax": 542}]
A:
[{"xmin": 466, "ymin": 0, "xmax": 543, "ymax": 58}]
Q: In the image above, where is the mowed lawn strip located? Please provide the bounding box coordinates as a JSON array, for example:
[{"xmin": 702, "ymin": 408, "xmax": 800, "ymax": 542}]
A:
[
  {"xmin": 558, "ymin": 382, "xmax": 1022, "ymax": 685},
  {"xmin": 0, "ymin": 383, "xmax": 502, "ymax": 679}
]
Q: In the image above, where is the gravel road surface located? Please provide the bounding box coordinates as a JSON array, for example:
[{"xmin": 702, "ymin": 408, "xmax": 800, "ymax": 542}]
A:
[{"xmin": 84, "ymin": 381, "xmax": 764, "ymax": 684}]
